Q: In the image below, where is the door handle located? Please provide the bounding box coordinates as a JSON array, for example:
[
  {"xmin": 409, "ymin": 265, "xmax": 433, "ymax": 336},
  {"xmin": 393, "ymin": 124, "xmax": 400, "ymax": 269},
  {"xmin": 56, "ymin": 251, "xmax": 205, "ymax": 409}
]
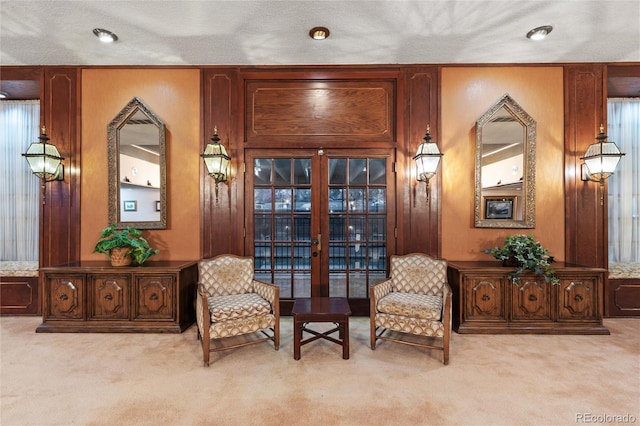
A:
[{"xmin": 311, "ymin": 234, "xmax": 321, "ymax": 252}]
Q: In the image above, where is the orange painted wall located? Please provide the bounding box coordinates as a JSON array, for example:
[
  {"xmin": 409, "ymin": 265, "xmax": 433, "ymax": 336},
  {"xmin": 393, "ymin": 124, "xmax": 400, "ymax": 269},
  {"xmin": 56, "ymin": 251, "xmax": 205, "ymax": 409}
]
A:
[
  {"xmin": 441, "ymin": 67, "xmax": 565, "ymax": 261},
  {"xmin": 81, "ymin": 69, "xmax": 201, "ymax": 261}
]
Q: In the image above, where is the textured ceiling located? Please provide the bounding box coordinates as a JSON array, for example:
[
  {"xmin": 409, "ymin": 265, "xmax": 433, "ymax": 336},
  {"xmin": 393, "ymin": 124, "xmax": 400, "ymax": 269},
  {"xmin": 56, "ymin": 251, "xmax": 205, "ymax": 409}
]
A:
[{"xmin": 1, "ymin": 0, "xmax": 639, "ymax": 66}]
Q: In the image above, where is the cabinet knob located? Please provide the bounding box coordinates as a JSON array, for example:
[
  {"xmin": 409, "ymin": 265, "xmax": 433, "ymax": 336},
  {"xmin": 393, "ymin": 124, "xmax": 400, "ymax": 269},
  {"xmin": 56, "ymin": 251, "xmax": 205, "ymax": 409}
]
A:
[
  {"xmin": 59, "ymin": 293, "xmax": 68, "ymax": 301},
  {"xmin": 150, "ymin": 293, "xmax": 158, "ymax": 300},
  {"xmin": 528, "ymin": 294, "xmax": 538, "ymax": 302},
  {"xmin": 104, "ymin": 293, "xmax": 113, "ymax": 301},
  {"xmin": 482, "ymin": 294, "xmax": 490, "ymax": 301},
  {"xmin": 575, "ymin": 294, "xmax": 584, "ymax": 302}
]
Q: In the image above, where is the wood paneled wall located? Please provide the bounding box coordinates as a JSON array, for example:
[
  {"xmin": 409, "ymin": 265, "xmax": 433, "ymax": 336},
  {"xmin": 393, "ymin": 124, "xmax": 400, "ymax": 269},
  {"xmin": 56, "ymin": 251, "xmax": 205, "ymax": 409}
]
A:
[
  {"xmin": 201, "ymin": 69, "xmax": 240, "ymax": 258},
  {"xmin": 403, "ymin": 67, "xmax": 440, "ymax": 256},
  {"xmin": 201, "ymin": 67, "xmax": 440, "ymax": 258},
  {"xmin": 564, "ymin": 64, "xmax": 607, "ymax": 268},
  {"xmin": 1, "ymin": 67, "xmax": 81, "ymax": 267},
  {"xmin": 244, "ymin": 78, "xmax": 396, "ymax": 145},
  {"xmin": 1, "ymin": 63, "xmax": 615, "ymax": 277},
  {"xmin": 41, "ymin": 68, "xmax": 81, "ymax": 267}
]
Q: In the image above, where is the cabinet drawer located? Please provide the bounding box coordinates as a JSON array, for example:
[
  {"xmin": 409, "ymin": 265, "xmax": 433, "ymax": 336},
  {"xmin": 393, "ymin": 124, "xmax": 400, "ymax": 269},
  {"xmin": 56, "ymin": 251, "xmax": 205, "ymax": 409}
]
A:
[
  {"xmin": 89, "ymin": 274, "xmax": 130, "ymax": 320},
  {"xmin": 134, "ymin": 275, "xmax": 174, "ymax": 320},
  {"xmin": 510, "ymin": 278, "xmax": 552, "ymax": 321},
  {"xmin": 464, "ymin": 276, "xmax": 506, "ymax": 321},
  {"xmin": 46, "ymin": 275, "xmax": 85, "ymax": 320},
  {"xmin": 557, "ymin": 277, "xmax": 597, "ymax": 321}
]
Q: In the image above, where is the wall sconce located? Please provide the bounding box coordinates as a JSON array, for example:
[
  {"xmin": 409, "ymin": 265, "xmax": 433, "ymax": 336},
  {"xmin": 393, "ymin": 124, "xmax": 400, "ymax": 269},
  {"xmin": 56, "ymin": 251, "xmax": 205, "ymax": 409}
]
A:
[
  {"xmin": 201, "ymin": 126, "xmax": 230, "ymax": 202},
  {"xmin": 22, "ymin": 126, "xmax": 64, "ymax": 204},
  {"xmin": 413, "ymin": 125, "xmax": 443, "ymax": 203},
  {"xmin": 580, "ymin": 124, "xmax": 625, "ymax": 205}
]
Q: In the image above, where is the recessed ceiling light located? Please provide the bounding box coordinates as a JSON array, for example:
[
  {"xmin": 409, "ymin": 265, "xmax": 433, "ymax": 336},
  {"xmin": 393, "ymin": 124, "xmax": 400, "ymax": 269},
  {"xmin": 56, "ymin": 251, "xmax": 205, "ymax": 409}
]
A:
[
  {"xmin": 309, "ymin": 27, "xmax": 330, "ymax": 40},
  {"xmin": 0, "ymin": 91, "xmax": 8, "ymax": 99},
  {"xmin": 526, "ymin": 25, "xmax": 553, "ymax": 41},
  {"xmin": 93, "ymin": 28, "xmax": 118, "ymax": 43}
]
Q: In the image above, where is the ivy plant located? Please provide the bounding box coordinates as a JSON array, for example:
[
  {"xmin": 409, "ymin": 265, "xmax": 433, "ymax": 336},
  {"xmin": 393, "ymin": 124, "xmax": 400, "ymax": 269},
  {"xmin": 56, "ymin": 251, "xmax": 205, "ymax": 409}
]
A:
[{"xmin": 484, "ymin": 234, "xmax": 559, "ymax": 284}]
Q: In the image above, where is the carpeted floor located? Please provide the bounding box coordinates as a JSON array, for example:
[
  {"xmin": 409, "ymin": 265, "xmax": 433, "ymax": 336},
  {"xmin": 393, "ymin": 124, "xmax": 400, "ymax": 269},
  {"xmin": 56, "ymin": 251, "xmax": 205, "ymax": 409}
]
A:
[{"xmin": 1, "ymin": 316, "xmax": 638, "ymax": 426}]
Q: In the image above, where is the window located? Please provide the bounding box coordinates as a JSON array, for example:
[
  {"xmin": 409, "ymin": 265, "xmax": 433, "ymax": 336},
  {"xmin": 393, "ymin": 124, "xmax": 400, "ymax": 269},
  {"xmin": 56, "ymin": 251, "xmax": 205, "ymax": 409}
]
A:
[
  {"xmin": 0, "ymin": 100, "xmax": 40, "ymax": 261},
  {"xmin": 607, "ymin": 99, "xmax": 639, "ymax": 262}
]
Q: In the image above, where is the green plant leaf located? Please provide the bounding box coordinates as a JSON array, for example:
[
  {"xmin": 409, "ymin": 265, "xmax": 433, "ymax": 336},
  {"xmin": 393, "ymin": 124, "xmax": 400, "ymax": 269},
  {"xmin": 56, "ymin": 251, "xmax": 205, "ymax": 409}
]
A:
[
  {"xmin": 483, "ymin": 234, "xmax": 558, "ymax": 285},
  {"xmin": 92, "ymin": 224, "xmax": 158, "ymax": 264}
]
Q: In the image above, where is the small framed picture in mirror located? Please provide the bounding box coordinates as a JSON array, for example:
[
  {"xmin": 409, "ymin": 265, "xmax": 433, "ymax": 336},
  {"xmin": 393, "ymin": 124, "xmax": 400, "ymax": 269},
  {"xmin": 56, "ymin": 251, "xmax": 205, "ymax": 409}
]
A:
[
  {"xmin": 155, "ymin": 201, "xmax": 161, "ymax": 212},
  {"xmin": 123, "ymin": 200, "xmax": 137, "ymax": 212},
  {"xmin": 484, "ymin": 197, "xmax": 514, "ymax": 220}
]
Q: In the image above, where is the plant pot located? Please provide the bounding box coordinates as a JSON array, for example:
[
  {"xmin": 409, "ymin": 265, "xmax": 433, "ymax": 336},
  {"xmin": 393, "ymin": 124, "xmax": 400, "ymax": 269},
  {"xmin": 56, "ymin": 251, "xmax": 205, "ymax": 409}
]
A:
[
  {"xmin": 110, "ymin": 247, "xmax": 132, "ymax": 267},
  {"xmin": 502, "ymin": 256, "xmax": 520, "ymax": 267}
]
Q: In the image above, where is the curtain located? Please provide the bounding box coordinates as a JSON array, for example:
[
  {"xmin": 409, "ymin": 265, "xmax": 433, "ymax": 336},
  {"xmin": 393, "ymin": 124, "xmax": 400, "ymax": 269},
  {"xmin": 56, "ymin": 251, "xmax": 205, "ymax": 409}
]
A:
[
  {"xmin": 0, "ymin": 100, "xmax": 40, "ymax": 261},
  {"xmin": 607, "ymin": 98, "xmax": 640, "ymax": 263}
]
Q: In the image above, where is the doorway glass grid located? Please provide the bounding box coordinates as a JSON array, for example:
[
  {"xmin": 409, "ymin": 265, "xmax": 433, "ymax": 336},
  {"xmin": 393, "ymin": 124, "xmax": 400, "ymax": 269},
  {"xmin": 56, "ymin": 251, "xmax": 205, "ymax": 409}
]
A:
[
  {"xmin": 253, "ymin": 158, "xmax": 312, "ymax": 298},
  {"xmin": 252, "ymin": 156, "xmax": 388, "ymax": 299},
  {"xmin": 327, "ymin": 157, "xmax": 387, "ymax": 298}
]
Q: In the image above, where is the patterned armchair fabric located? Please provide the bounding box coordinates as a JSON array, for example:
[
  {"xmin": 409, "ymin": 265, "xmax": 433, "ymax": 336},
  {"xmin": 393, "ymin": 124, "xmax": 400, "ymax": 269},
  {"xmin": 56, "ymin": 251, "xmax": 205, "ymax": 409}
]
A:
[
  {"xmin": 370, "ymin": 253, "xmax": 452, "ymax": 364},
  {"xmin": 196, "ymin": 255, "xmax": 279, "ymax": 366}
]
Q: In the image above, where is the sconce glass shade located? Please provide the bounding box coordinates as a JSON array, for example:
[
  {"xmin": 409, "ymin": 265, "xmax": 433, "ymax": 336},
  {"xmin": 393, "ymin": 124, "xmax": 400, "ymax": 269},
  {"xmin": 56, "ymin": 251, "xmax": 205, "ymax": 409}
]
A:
[
  {"xmin": 22, "ymin": 128, "xmax": 64, "ymax": 181},
  {"xmin": 581, "ymin": 127, "xmax": 624, "ymax": 183},
  {"xmin": 413, "ymin": 127, "xmax": 443, "ymax": 183},
  {"xmin": 201, "ymin": 131, "xmax": 230, "ymax": 184}
]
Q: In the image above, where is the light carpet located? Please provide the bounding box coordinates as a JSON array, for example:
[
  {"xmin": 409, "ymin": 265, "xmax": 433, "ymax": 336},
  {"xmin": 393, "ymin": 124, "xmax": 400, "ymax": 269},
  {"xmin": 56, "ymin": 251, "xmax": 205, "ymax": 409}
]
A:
[{"xmin": 1, "ymin": 317, "xmax": 639, "ymax": 426}]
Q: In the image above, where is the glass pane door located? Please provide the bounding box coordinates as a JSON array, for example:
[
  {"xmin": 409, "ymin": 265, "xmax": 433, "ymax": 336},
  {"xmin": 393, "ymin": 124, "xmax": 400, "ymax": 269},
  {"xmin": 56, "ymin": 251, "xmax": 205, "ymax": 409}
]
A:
[
  {"xmin": 249, "ymin": 154, "xmax": 318, "ymax": 299},
  {"xmin": 246, "ymin": 149, "xmax": 394, "ymax": 311},
  {"xmin": 323, "ymin": 155, "xmax": 390, "ymax": 299}
]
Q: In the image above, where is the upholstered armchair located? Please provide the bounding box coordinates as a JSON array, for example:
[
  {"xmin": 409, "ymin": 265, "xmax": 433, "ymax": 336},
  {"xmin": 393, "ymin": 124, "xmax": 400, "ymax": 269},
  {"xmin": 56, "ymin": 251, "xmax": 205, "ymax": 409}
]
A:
[
  {"xmin": 196, "ymin": 254, "xmax": 280, "ymax": 366},
  {"xmin": 370, "ymin": 253, "xmax": 452, "ymax": 364}
]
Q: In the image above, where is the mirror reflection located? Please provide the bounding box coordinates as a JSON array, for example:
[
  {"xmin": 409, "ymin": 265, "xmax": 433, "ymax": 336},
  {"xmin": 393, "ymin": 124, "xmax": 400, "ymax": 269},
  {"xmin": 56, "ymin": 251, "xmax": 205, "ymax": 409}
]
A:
[
  {"xmin": 108, "ymin": 97, "xmax": 166, "ymax": 229},
  {"xmin": 475, "ymin": 94, "xmax": 535, "ymax": 228}
]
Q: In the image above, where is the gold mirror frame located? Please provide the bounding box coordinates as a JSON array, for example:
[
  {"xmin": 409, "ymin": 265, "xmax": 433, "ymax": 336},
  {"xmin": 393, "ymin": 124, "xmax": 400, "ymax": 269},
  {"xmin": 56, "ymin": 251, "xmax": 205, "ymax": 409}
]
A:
[
  {"xmin": 108, "ymin": 97, "xmax": 167, "ymax": 229},
  {"xmin": 474, "ymin": 94, "xmax": 536, "ymax": 228}
]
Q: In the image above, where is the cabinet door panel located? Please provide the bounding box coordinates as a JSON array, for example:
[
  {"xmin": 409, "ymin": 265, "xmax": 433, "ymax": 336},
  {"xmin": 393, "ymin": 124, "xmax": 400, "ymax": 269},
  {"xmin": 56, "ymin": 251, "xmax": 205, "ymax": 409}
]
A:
[
  {"xmin": 465, "ymin": 277, "xmax": 506, "ymax": 321},
  {"xmin": 135, "ymin": 276, "xmax": 174, "ymax": 319},
  {"xmin": 0, "ymin": 277, "xmax": 39, "ymax": 315},
  {"xmin": 558, "ymin": 278, "xmax": 596, "ymax": 320},
  {"xmin": 511, "ymin": 278, "xmax": 551, "ymax": 321},
  {"xmin": 47, "ymin": 275, "xmax": 84, "ymax": 319},
  {"xmin": 89, "ymin": 275, "xmax": 130, "ymax": 320}
]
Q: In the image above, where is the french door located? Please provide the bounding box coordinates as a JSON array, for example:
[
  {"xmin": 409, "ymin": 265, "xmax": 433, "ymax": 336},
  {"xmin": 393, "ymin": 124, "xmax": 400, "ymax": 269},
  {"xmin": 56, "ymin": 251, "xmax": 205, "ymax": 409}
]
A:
[{"xmin": 245, "ymin": 149, "xmax": 395, "ymax": 314}]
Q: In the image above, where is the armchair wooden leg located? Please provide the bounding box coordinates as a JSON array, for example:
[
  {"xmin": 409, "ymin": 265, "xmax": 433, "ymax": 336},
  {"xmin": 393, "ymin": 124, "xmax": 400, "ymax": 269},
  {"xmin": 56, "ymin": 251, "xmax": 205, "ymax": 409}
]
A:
[
  {"xmin": 370, "ymin": 322, "xmax": 377, "ymax": 350},
  {"xmin": 202, "ymin": 329, "xmax": 210, "ymax": 367},
  {"xmin": 443, "ymin": 333, "xmax": 450, "ymax": 365}
]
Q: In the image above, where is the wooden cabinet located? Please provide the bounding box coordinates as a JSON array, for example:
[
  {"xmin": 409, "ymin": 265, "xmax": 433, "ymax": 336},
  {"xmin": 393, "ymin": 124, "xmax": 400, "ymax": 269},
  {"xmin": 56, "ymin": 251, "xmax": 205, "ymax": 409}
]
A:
[
  {"xmin": 37, "ymin": 261, "xmax": 197, "ymax": 333},
  {"xmin": 447, "ymin": 261, "xmax": 609, "ymax": 334}
]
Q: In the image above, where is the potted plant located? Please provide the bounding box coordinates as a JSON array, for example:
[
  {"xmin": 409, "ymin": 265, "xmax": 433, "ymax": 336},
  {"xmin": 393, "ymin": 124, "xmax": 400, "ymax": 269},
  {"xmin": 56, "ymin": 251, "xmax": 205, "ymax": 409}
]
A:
[
  {"xmin": 93, "ymin": 224, "xmax": 159, "ymax": 266},
  {"xmin": 483, "ymin": 234, "xmax": 559, "ymax": 284}
]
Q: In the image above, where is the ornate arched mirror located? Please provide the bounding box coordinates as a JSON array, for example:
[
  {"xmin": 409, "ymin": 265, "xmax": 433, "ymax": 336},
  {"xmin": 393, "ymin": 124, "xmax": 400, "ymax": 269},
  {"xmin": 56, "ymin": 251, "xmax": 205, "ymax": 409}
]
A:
[
  {"xmin": 474, "ymin": 94, "xmax": 535, "ymax": 228},
  {"xmin": 108, "ymin": 97, "xmax": 166, "ymax": 229}
]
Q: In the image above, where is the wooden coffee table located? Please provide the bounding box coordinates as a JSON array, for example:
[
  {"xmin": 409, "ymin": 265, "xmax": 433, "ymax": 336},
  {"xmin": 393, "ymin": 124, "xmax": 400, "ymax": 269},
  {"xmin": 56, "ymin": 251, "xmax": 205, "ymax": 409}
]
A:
[{"xmin": 292, "ymin": 297, "xmax": 351, "ymax": 360}]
